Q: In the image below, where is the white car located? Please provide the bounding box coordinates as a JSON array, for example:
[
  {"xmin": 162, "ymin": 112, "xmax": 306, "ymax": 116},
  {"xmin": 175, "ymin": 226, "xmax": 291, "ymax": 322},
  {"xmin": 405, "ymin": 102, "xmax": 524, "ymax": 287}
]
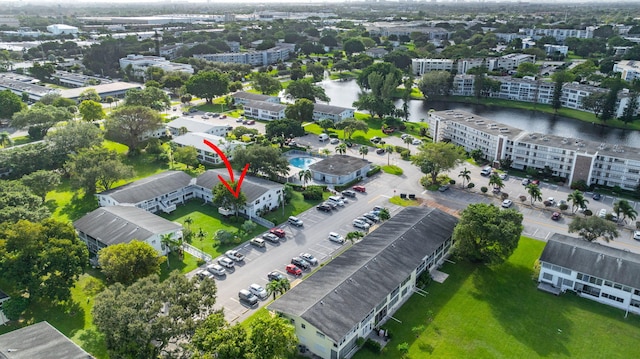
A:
[
  {"xmin": 328, "ymin": 232, "xmax": 345, "ymax": 244},
  {"xmin": 300, "ymin": 253, "xmax": 318, "ymax": 265},
  {"xmin": 412, "ymin": 139, "xmax": 422, "ymax": 145},
  {"xmin": 218, "ymin": 257, "xmax": 235, "ymax": 269},
  {"xmin": 330, "ymin": 138, "xmax": 340, "ymax": 144},
  {"xmin": 352, "ymin": 219, "xmax": 370, "ymax": 230},
  {"xmin": 206, "ymin": 264, "xmax": 226, "ymax": 276},
  {"xmin": 634, "ymin": 231, "xmax": 640, "ymax": 241},
  {"xmin": 502, "ymin": 199, "xmax": 513, "ymax": 208},
  {"xmin": 225, "ymin": 250, "xmax": 245, "ymax": 262},
  {"xmin": 499, "ymin": 173, "xmax": 509, "ymax": 180},
  {"xmin": 249, "ymin": 283, "xmax": 268, "ymax": 300}
]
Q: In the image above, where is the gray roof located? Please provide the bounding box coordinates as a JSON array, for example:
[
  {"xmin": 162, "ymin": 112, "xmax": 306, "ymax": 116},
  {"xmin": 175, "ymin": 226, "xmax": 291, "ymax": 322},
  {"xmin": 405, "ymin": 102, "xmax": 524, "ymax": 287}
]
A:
[
  {"xmin": 268, "ymin": 207, "xmax": 457, "ymax": 343},
  {"xmin": 244, "ymin": 100, "xmax": 286, "ymax": 112},
  {"xmin": 172, "ymin": 132, "xmax": 241, "ymax": 152},
  {"xmin": 166, "ymin": 117, "xmax": 226, "ymax": 133},
  {"xmin": 98, "ymin": 171, "xmax": 193, "ymax": 204},
  {"xmin": 73, "ymin": 206, "xmax": 182, "ymax": 246},
  {"xmin": 58, "ymin": 82, "xmax": 141, "ymax": 99},
  {"xmin": 0, "ymin": 321, "xmax": 93, "ymax": 359},
  {"xmin": 232, "ymin": 91, "xmax": 278, "ymax": 102},
  {"xmin": 540, "ymin": 234, "xmax": 640, "ymax": 289},
  {"xmin": 313, "ymin": 103, "xmax": 352, "ymax": 115},
  {"xmin": 309, "ymin": 155, "xmax": 370, "ymax": 176},
  {"xmin": 196, "ymin": 169, "xmax": 282, "ymax": 203}
]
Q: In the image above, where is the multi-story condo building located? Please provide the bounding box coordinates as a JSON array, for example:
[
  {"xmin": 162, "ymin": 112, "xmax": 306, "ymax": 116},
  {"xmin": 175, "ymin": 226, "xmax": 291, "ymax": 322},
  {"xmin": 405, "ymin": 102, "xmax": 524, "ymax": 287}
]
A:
[
  {"xmin": 457, "ymin": 58, "xmax": 486, "ymax": 74},
  {"xmin": 489, "ymin": 53, "xmax": 536, "ymax": 72},
  {"xmin": 411, "ymin": 59, "xmax": 454, "ymax": 75},
  {"xmin": 119, "ymin": 54, "xmax": 194, "ymax": 80},
  {"xmin": 538, "ymin": 233, "xmax": 640, "ymax": 315},
  {"xmin": 365, "ymin": 23, "xmax": 450, "ymax": 40},
  {"xmin": 544, "ymin": 44, "xmax": 569, "ymax": 56},
  {"xmin": 451, "ymin": 74, "xmax": 475, "ymax": 96},
  {"xmin": 429, "ymin": 110, "xmax": 640, "ymax": 190},
  {"xmin": 519, "ymin": 27, "xmax": 596, "ymax": 42},
  {"xmin": 194, "ymin": 43, "xmax": 295, "ymax": 66},
  {"xmin": 613, "ymin": 60, "xmax": 640, "ymax": 82}
]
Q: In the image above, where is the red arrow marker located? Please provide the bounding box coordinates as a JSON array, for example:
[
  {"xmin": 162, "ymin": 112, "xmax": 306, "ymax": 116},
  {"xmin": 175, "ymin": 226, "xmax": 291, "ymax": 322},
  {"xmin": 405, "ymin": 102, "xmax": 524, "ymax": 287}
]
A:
[{"xmin": 203, "ymin": 139, "xmax": 250, "ymax": 198}]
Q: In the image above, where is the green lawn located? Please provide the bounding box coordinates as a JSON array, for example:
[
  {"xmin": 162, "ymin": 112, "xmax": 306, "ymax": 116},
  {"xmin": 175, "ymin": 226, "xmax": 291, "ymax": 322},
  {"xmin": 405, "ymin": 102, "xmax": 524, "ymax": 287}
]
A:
[
  {"xmin": 389, "ymin": 196, "xmax": 420, "ymax": 207},
  {"xmin": 381, "ymin": 165, "xmax": 403, "ymax": 175},
  {"xmin": 262, "ymin": 190, "xmax": 329, "ymax": 226},
  {"xmin": 158, "ymin": 200, "xmax": 267, "ymax": 258},
  {"xmin": 353, "ymin": 237, "xmax": 640, "ymax": 359}
]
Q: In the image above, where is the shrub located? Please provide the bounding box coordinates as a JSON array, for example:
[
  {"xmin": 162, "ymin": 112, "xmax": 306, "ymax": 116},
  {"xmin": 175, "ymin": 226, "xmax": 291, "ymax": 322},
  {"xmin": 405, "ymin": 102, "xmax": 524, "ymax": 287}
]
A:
[
  {"xmin": 519, "ymin": 195, "xmax": 527, "ymax": 202},
  {"xmin": 400, "ymin": 150, "xmax": 410, "ymax": 160},
  {"xmin": 467, "ymin": 182, "xmax": 475, "ymax": 189},
  {"xmin": 364, "ymin": 338, "xmax": 382, "ymax": 353},
  {"xmin": 335, "ymin": 177, "xmax": 362, "ymax": 191},
  {"xmin": 501, "ymin": 192, "xmax": 509, "ymax": 200},
  {"xmin": 366, "ymin": 165, "xmax": 381, "ymax": 177},
  {"xmin": 559, "ymin": 203, "xmax": 569, "ymax": 211},
  {"xmin": 480, "ymin": 186, "xmax": 488, "ymax": 193},
  {"xmin": 356, "ymin": 337, "xmax": 365, "ymax": 347},
  {"xmin": 302, "ymin": 186, "xmax": 324, "ymax": 200},
  {"xmin": 449, "ymin": 179, "xmax": 456, "ymax": 185},
  {"xmin": 2, "ymin": 297, "xmax": 29, "ymax": 321},
  {"xmin": 394, "ymin": 145, "xmax": 405, "ymax": 153},
  {"xmin": 583, "ymin": 209, "xmax": 593, "ymax": 216},
  {"xmin": 416, "ymin": 271, "xmax": 432, "ymax": 288}
]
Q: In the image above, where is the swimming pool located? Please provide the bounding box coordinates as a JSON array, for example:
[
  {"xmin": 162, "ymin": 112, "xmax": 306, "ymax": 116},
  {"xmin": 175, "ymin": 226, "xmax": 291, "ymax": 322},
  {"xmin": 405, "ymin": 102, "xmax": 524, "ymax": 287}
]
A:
[{"xmin": 288, "ymin": 157, "xmax": 319, "ymax": 170}]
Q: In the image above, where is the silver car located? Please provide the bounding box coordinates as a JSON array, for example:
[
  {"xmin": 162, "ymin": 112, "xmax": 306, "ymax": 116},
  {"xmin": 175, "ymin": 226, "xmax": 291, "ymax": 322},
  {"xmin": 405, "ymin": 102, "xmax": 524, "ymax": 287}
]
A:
[
  {"xmin": 353, "ymin": 219, "xmax": 370, "ymax": 230},
  {"xmin": 249, "ymin": 283, "xmax": 268, "ymax": 300},
  {"xmin": 300, "ymin": 253, "xmax": 318, "ymax": 265},
  {"xmin": 206, "ymin": 264, "xmax": 226, "ymax": 276}
]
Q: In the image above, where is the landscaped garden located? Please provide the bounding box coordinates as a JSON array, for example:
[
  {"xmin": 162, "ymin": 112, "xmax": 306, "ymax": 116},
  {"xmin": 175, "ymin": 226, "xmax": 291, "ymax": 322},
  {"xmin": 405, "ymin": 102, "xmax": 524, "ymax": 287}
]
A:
[{"xmin": 353, "ymin": 237, "xmax": 640, "ymax": 359}]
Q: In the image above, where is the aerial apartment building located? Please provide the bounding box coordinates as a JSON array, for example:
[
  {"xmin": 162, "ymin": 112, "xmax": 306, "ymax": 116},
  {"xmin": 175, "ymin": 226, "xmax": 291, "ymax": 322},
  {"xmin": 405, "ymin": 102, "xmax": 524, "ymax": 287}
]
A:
[
  {"xmin": 119, "ymin": 54, "xmax": 194, "ymax": 80},
  {"xmin": 412, "ymin": 54, "xmax": 535, "ymax": 76},
  {"xmin": 193, "ymin": 43, "xmax": 295, "ymax": 66},
  {"xmin": 613, "ymin": 60, "xmax": 640, "ymax": 82},
  {"xmin": 519, "ymin": 27, "xmax": 596, "ymax": 42},
  {"xmin": 429, "ymin": 110, "xmax": 640, "ymax": 191}
]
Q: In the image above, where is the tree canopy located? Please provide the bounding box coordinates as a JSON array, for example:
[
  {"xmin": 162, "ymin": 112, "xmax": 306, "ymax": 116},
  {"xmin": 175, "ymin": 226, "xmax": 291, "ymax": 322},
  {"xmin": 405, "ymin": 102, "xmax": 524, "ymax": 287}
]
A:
[
  {"xmin": 105, "ymin": 105, "xmax": 163, "ymax": 154},
  {"xmin": 335, "ymin": 118, "xmax": 369, "ymax": 139},
  {"xmin": 212, "ymin": 182, "xmax": 248, "ymax": 218},
  {"xmin": 20, "ymin": 169, "xmax": 61, "ymax": 201},
  {"xmin": 93, "ymin": 271, "xmax": 217, "ymax": 359},
  {"xmin": 11, "ymin": 104, "xmax": 73, "ymax": 139},
  {"xmin": 66, "ymin": 146, "xmax": 135, "ymax": 195},
  {"xmin": 568, "ymin": 216, "xmax": 619, "ymax": 242},
  {"xmin": 251, "ymin": 72, "xmax": 282, "ymax": 95},
  {"xmin": 45, "ymin": 120, "xmax": 104, "ymax": 155},
  {"xmin": 0, "ymin": 89, "xmax": 24, "ymax": 120},
  {"xmin": 124, "ymin": 87, "xmax": 171, "ymax": 111},
  {"xmin": 185, "ymin": 70, "xmax": 230, "ymax": 103},
  {"xmin": 78, "ymin": 100, "xmax": 105, "ymax": 122},
  {"xmin": 411, "ymin": 142, "xmax": 466, "ymax": 184},
  {"xmin": 453, "ymin": 203, "xmax": 523, "ymax": 265},
  {"xmin": 285, "ymin": 79, "xmax": 330, "ymax": 103},
  {"xmin": 418, "ymin": 71, "xmax": 453, "ymax": 97},
  {"xmin": 265, "ymin": 118, "xmax": 305, "ymax": 139},
  {"xmin": 0, "ymin": 219, "xmax": 88, "ymax": 302},
  {"xmin": 284, "ymin": 98, "xmax": 315, "ymax": 122},
  {"xmin": 98, "ymin": 240, "xmax": 166, "ymax": 285},
  {"xmin": 0, "ymin": 180, "xmax": 50, "ymax": 223},
  {"xmin": 232, "ymin": 145, "xmax": 290, "ymax": 179}
]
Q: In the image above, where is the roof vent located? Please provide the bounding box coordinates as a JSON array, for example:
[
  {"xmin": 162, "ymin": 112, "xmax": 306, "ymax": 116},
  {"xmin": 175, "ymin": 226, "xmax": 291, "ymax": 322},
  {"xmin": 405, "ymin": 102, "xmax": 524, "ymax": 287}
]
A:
[{"xmin": 320, "ymin": 301, "xmax": 324, "ymax": 305}]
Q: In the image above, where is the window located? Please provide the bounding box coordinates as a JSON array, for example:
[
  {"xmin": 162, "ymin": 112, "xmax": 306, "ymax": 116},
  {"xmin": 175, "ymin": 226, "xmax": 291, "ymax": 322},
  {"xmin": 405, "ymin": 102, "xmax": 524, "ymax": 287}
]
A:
[
  {"xmin": 562, "ymin": 278, "xmax": 574, "ymax": 287},
  {"xmin": 301, "ymin": 324, "xmax": 306, "ymax": 329},
  {"xmin": 543, "ymin": 273, "xmax": 553, "ymax": 281},
  {"xmin": 316, "ymin": 331, "xmax": 325, "ymax": 339},
  {"xmin": 602, "ymin": 293, "xmax": 624, "ymax": 303}
]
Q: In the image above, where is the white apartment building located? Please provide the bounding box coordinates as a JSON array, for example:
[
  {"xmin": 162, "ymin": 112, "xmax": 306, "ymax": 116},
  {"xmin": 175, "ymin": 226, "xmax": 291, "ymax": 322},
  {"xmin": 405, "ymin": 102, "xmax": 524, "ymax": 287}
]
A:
[
  {"xmin": 312, "ymin": 103, "xmax": 354, "ymax": 123},
  {"xmin": 47, "ymin": 24, "xmax": 79, "ymax": 36},
  {"xmin": 171, "ymin": 132, "xmax": 244, "ymax": 166},
  {"xmin": 561, "ymin": 82, "xmax": 608, "ymax": 111},
  {"xmin": 451, "ymin": 74, "xmax": 475, "ymax": 96},
  {"xmin": 544, "ymin": 44, "xmax": 569, "ymax": 56},
  {"xmin": 613, "ymin": 60, "xmax": 640, "ymax": 82},
  {"xmin": 242, "ymin": 100, "xmax": 287, "ymax": 121},
  {"xmin": 488, "ymin": 53, "xmax": 536, "ymax": 72},
  {"xmin": 411, "ymin": 58, "xmax": 454, "ymax": 76},
  {"xmin": 193, "ymin": 44, "xmax": 295, "ymax": 66},
  {"xmin": 429, "ymin": 110, "xmax": 640, "ymax": 190},
  {"xmin": 519, "ymin": 27, "xmax": 596, "ymax": 42},
  {"xmin": 457, "ymin": 58, "xmax": 486, "ymax": 74},
  {"xmin": 538, "ymin": 234, "xmax": 640, "ymax": 315},
  {"xmin": 119, "ymin": 54, "xmax": 194, "ymax": 79}
]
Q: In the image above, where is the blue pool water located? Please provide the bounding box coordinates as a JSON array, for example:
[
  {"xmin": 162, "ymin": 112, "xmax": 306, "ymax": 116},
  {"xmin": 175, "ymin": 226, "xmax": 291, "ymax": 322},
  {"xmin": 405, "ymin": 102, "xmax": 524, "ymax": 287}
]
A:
[{"xmin": 288, "ymin": 157, "xmax": 319, "ymax": 170}]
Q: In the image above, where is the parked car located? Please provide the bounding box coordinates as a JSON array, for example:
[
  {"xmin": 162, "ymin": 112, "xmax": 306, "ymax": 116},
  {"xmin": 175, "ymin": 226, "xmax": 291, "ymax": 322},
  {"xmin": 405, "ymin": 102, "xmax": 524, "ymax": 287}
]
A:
[
  {"xmin": 438, "ymin": 184, "xmax": 450, "ymax": 192},
  {"xmin": 328, "ymin": 232, "xmax": 345, "ymax": 244},
  {"xmin": 220, "ymin": 114, "xmax": 227, "ymax": 119},
  {"xmin": 370, "ymin": 136, "xmax": 382, "ymax": 144},
  {"xmin": 270, "ymin": 228, "xmax": 286, "ymax": 238},
  {"xmin": 401, "ymin": 133, "xmax": 410, "ymax": 140},
  {"xmin": 356, "ymin": 216, "xmax": 374, "ymax": 226},
  {"xmin": 249, "ymin": 283, "xmax": 268, "ymax": 300},
  {"xmin": 372, "ymin": 205, "xmax": 385, "ymax": 213},
  {"xmin": 250, "ymin": 237, "xmax": 266, "ymax": 248},
  {"xmin": 634, "ymin": 231, "xmax": 640, "ymax": 241},
  {"xmin": 225, "ymin": 250, "xmax": 245, "ymax": 262},
  {"xmin": 353, "ymin": 219, "xmax": 370, "ymax": 230},
  {"xmin": 353, "ymin": 185, "xmax": 366, "ymax": 193},
  {"xmin": 267, "ymin": 271, "xmax": 286, "ymax": 282},
  {"xmin": 324, "ymin": 201, "xmax": 338, "ymax": 209},
  {"xmin": 521, "ymin": 178, "xmax": 531, "ymax": 186},
  {"xmin": 300, "ymin": 253, "xmax": 318, "ymax": 265},
  {"xmin": 195, "ymin": 269, "xmax": 214, "ymax": 280},
  {"xmin": 243, "ymin": 119, "xmax": 256, "ymax": 125},
  {"xmin": 206, "ymin": 264, "xmax": 226, "ymax": 276},
  {"xmin": 287, "ymin": 216, "xmax": 304, "ymax": 227},
  {"xmin": 327, "ymin": 196, "xmax": 345, "ymax": 206},
  {"xmin": 531, "ymin": 180, "xmax": 540, "ymax": 186},
  {"xmin": 376, "ymin": 148, "xmax": 385, "ymax": 154},
  {"xmin": 201, "ymin": 115, "xmax": 209, "ymax": 119},
  {"xmin": 286, "ymin": 264, "xmax": 302, "ymax": 276},
  {"xmin": 412, "ymin": 139, "xmax": 422, "ymax": 145},
  {"xmin": 262, "ymin": 233, "xmax": 280, "ymax": 243},
  {"xmin": 342, "ymin": 190, "xmax": 357, "ymax": 198},
  {"xmin": 330, "ymin": 138, "xmax": 340, "ymax": 144},
  {"xmin": 499, "ymin": 173, "xmax": 509, "ymax": 180},
  {"xmin": 502, "ymin": 199, "xmax": 513, "ymax": 208},
  {"xmin": 218, "ymin": 257, "xmax": 235, "ymax": 269},
  {"xmin": 236, "ymin": 117, "xmax": 244, "ymax": 122},
  {"xmin": 238, "ymin": 289, "xmax": 258, "ymax": 306},
  {"xmin": 291, "ymin": 257, "xmax": 310, "ymax": 270},
  {"xmin": 211, "ymin": 113, "xmax": 220, "ymax": 118},
  {"xmin": 551, "ymin": 212, "xmax": 561, "ymax": 220},
  {"xmin": 362, "ymin": 212, "xmax": 380, "ymax": 222},
  {"xmin": 189, "ymin": 107, "xmax": 198, "ymax": 113},
  {"xmin": 598, "ymin": 209, "xmax": 607, "ymax": 218},
  {"xmin": 316, "ymin": 203, "xmax": 332, "ymax": 212},
  {"xmin": 592, "ymin": 192, "xmax": 602, "ymax": 200}
]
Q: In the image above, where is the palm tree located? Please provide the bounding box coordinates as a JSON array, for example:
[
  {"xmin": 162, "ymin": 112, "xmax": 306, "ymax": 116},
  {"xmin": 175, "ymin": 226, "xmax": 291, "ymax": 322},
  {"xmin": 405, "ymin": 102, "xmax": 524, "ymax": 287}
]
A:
[
  {"xmin": 336, "ymin": 143, "xmax": 347, "ymax": 155},
  {"xmin": 183, "ymin": 216, "xmax": 193, "ymax": 230},
  {"xmin": 458, "ymin": 167, "xmax": 471, "ymax": 188},
  {"xmin": 488, "ymin": 174, "xmax": 504, "ymax": 192},
  {"xmin": 196, "ymin": 228, "xmax": 207, "ymax": 258},
  {"xmin": 277, "ymin": 278, "xmax": 290, "ymax": 293},
  {"xmin": 614, "ymin": 200, "xmax": 637, "ymax": 223},
  {"xmin": 0, "ymin": 132, "xmax": 12, "ymax": 148},
  {"xmin": 403, "ymin": 136, "xmax": 412, "ymax": 149},
  {"xmin": 567, "ymin": 190, "xmax": 589, "ymax": 213},
  {"xmin": 385, "ymin": 145, "xmax": 394, "ymax": 165},
  {"xmin": 298, "ymin": 169, "xmax": 312, "ymax": 188},
  {"xmin": 359, "ymin": 146, "xmax": 369, "ymax": 159},
  {"xmin": 160, "ymin": 233, "xmax": 178, "ymax": 267},
  {"xmin": 266, "ymin": 280, "xmax": 280, "ymax": 300},
  {"xmin": 346, "ymin": 231, "xmax": 364, "ymax": 244},
  {"xmin": 321, "ymin": 148, "xmax": 331, "ymax": 156},
  {"xmin": 527, "ymin": 184, "xmax": 542, "ymax": 205},
  {"xmin": 378, "ymin": 208, "xmax": 390, "ymax": 221}
]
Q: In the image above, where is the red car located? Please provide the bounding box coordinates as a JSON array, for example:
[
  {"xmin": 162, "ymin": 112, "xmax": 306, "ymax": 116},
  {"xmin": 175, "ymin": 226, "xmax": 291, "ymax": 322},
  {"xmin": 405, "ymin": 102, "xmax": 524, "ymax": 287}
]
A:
[
  {"xmin": 551, "ymin": 212, "xmax": 561, "ymax": 220},
  {"xmin": 270, "ymin": 228, "xmax": 286, "ymax": 238},
  {"xmin": 286, "ymin": 264, "xmax": 302, "ymax": 276},
  {"xmin": 353, "ymin": 185, "xmax": 366, "ymax": 193}
]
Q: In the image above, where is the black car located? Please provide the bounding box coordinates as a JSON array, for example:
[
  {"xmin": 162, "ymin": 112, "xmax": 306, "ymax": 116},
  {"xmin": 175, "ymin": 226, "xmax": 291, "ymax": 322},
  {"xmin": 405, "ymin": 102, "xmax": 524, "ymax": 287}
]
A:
[
  {"xmin": 267, "ymin": 271, "xmax": 286, "ymax": 282},
  {"xmin": 317, "ymin": 203, "xmax": 332, "ymax": 212},
  {"xmin": 592, "ymin": 192, "xmax": 602, "ymax": 200},
  {"xmin": 376, "ymin": 148, "xmax": 385, "ymax": 154},
  {"xmin": 341, "ymin": 190, "xmax": 357, "ymax": 198},
  {"xmin": 291, "ymin": 257, "xmax": 310, "ymax": 270}
]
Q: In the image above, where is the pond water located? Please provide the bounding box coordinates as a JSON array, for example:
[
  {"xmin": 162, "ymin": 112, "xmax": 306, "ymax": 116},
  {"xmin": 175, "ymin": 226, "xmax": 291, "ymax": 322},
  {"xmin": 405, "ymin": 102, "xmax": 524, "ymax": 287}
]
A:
[{"xmin": 318, "ymin": 79, "xmax": 640, "ymax": 146}]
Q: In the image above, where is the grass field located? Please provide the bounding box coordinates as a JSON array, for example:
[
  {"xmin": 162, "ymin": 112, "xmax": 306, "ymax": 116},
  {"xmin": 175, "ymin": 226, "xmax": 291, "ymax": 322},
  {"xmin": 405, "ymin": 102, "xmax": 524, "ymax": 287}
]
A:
[
  {"xmin": 381, "ymin": 165, "xmax": 403, "ymax": 175},
  {"xmin": 262, "ymin": 190, "xmax": 329, "ymax": 226},
  {"xmin": 353, "ymin": 237, "xmax": 640, "ymax": 359}
]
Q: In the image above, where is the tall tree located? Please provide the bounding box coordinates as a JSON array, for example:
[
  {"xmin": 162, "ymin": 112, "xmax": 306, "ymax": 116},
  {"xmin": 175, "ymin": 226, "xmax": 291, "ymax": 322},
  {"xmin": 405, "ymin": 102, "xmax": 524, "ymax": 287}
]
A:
[
  {"xmin": 66, "ymin": 146, "xmax": 135, "ymax": 194},
  {"xmin": 11, "ymin": 104, "xmax": 72, "ymax": 139},
  {"xmin": 567, "ymin": 190, "xmax": 589, "ymax": 213},
  {"xmin": 93, "ymin": 272, "xmax": 217, "ymax": 359},
  {"xmin": 0, "ymin": 180, "xmax": 50, "ymax": 223},
  {"xmin": 385, "ymin": 145, "xmax": 394, "ymax": 165},
  {"xmin": 173, "ymin": 146, "xmax": 200, "ymax": 169},
  {"xmin": 613, "ymin": 199, "xmax": 638, "ymax": 222},
  {"xmin": 185, "ymin": 70, "xmax": 230, "ymax": 103},
  {"xmin": 551, "ymin": 71, "xmax": 575, "ymax": 113},
  {"xmin": 298, "ymin": 169, "xmax": 312, "ymax": 188},
  {"xmin": 285, "ymin": 79, "xmax": 330, "ymax": 103},
  {"xmin": 0, "ymin": 219, "xmax": 88, "ymax": 302},
  {"xmin": 568, "ymin": 216, "xmax": 619, "ymax": 242},
  {"xmin": 45, "ymin": 121, "xmax": 103, "ymax": 155},
  {"xmin": 78, "ymin": 100, "xmax": 105, "ymax": 122},
  {"xmin": 20, "ymin": 169, "xmax": 61, "ymax": 201},
  {"xmin": 105, "ymin": 105, "xmax": 163, "ymax": 154},
  {"xmin": 98, "ymin": 240, "xmax": 166, "ymax": 285},
  {"xmin": 526, "ymin": 184, "xmax": 542, "ymax": 205},
  {"xmin": 488, "ymin": 174, "xmax": 504, "ymax": 191},
  {"xmin": 417, "ymin": 71, "xmax": 453, "ymax": 98},
  {"xmin": 359, "ymin": 146, "xmax": 369, "ymax": 159},
  {"xmin": 335, "ymin": 143, "xmax": 347, "ymax": 155},
  {"xmin": 411, "ymin": 142, "xmax": 466, "ymax": 184},
  {"xmin": 249, "ymin": 315, "xmax": 298, "ymax": 359},
  {"xmin": 124, "ymin": 87, "xmax": 171, "ymax": 111},
  {"xmin": 265, "ymin": 118, "xmax": 305, "ymax": 138},
  {"xmin": 285, "ymin": 98, "xmax": 315, "ymax": 122},
  {"xmin": 335, "ymin": 118, "xmax": 369, "ymax": 139},
  {"xmin": 453, "ymin": 203, "xmax": 523, "ymax": 265},
  {"xmin": 0, "ymin": 89, "xmax": 24, "ymax": 120},
  {"xmin": 232, "ymin": 145, "xmax": 290, "ymax": 179},
  {"xmin": 78, "ymin": 89, "xmax": 101, "ymax": 102},
  {"xmin": 343, "ymin": 38, "xmax": 365, "ymax": 55},
  {"xmin": 0, "ymin": 131, "xmax": 13, "ymax": 148},
  {"xmin": 458, "ymin": 167, "xmax": 471, "ymax": 188},
  {"xmin": 621, "ymin": 93, "xmax": 638, "ymax": 125},
  {"xmin": 212, "ymin": 182, "xmax": 248, "ymax": 219},
  {"xmin": 251, "ymin": 72, "xmax": 283, "ymax": 95},
  {"xmin": 191, "ymin": 312, "xmax": 251, "ymax": 359}
]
